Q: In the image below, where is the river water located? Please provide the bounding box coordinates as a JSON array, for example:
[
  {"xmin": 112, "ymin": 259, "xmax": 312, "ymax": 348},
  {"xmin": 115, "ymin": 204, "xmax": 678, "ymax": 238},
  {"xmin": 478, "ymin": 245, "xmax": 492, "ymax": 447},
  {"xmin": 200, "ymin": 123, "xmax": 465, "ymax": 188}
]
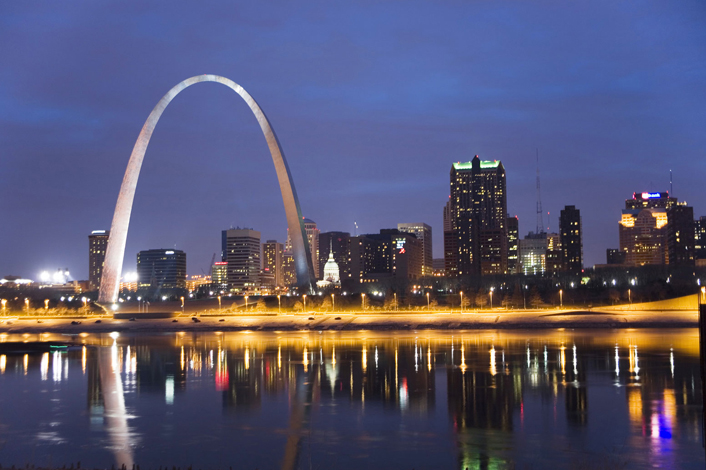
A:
[{"xmin": 0, "ymin": 329, "xmax": 703, "ymax": 469}]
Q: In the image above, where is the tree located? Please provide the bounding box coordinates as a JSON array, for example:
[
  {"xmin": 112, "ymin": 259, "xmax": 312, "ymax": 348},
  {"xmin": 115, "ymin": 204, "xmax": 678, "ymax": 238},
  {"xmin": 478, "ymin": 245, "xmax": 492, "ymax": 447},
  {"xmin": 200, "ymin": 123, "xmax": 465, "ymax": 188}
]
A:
[
  {"xmin": 320, "ymin": 296, "xmax": 332, "ymax": 312},
  {"xmin": 460, "ymin": 294, "xmax": 471, "ymax": 309},
  {"xmin": 475, "ymin": 288, "xmax": 488, "ymax": 308},
  {"xmin": 293, "ymin": 301, "xmax": 304, "ymax": 312},
  {"xmin": 529, "ymin": 286, "xmax": 543, "ymax": 309}
]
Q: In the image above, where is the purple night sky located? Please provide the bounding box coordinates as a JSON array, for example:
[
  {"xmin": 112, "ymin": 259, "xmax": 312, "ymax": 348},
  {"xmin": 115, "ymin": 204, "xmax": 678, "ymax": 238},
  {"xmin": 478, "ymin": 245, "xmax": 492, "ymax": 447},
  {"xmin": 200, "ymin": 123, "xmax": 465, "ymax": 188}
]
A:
[{"xmin": 1, "ymin": 1, "xmax": 705, "ymax": 280}]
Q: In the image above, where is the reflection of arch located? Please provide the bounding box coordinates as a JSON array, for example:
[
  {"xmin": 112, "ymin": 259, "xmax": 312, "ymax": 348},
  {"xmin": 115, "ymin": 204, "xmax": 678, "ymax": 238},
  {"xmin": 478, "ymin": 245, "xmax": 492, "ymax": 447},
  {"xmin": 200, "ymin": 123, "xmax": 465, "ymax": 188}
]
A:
[{"xmin": 98, "ymin": 75, "xmax": 315, "ymax": 303}]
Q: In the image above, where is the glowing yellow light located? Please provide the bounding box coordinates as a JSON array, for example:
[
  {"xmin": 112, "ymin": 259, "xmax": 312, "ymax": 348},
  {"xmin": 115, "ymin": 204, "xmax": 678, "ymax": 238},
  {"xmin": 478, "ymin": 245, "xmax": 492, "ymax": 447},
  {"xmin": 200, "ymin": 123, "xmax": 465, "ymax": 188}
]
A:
[
  {"xmin": 362, "ymin": 347, "xmax": 367, "ymax": 373},
  {"xmin": 0, "ymin": 355, "xmax": 5, "ymax": 373},
  {"xmin": 489, "ymin": 346, "xmax": 496, "ymax": 376},
  {"xmin": 620, "ymin": 214, "xmax": 635, "ymax": 228},
  {"xmin": 560, "ymin": 345, "xmax": 566, "ymax": 376},
  {"xmin": 82, "ymin": 346, "xmax": 87, "ymax": 374},
  {"xmin": 653, "ymin": 211, "xmax": 668, "ymax": 229},
  {"xmin": 332, "ymin": 345, "xmax": 336, "ymax": 367},
  {"xmin": 245, "ymin": 348, "xmax": 250, "ymax": 370},
  {"xmin": 303, "ymin": 347, "xmax": 309, "ymax": 372},
  {"xmin": 427, "ymin": 347, "xmax": 432, "ymax": 372},
  {"xmin": 180, "ymin": 346, "xmax": 185, "ymax": 370},
  {"xmin": 278, "ymin": 346, "xmax": 282, "ymax": 369},
  {"xmin": 23, "ymin": 354, "xmax": 28, "ymax": 375}
]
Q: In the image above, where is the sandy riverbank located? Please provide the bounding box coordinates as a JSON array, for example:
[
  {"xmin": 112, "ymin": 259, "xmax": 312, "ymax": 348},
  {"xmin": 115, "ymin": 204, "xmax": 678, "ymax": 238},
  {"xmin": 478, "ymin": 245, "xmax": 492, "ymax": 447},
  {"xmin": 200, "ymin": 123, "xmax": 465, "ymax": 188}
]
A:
[{"xmin": 0, "ymin": 308, "xmax": 698, "ymax": 334}]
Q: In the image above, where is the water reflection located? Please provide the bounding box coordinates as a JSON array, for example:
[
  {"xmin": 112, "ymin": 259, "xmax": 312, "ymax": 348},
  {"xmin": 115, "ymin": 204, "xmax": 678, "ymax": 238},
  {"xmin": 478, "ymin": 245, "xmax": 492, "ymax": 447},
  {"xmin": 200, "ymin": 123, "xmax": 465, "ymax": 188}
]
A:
[{"xmin": 0, "ymin": 329, "xmax": 702, "ymax": 469}]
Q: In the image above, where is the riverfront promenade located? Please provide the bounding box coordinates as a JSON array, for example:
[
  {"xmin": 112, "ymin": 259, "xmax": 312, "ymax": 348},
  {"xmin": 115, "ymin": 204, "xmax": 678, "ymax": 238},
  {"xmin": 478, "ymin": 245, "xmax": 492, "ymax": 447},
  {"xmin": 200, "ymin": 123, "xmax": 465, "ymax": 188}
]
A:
[{"xmin": 0, "ymin": 307, "xmax": 698, "ymax": 334}]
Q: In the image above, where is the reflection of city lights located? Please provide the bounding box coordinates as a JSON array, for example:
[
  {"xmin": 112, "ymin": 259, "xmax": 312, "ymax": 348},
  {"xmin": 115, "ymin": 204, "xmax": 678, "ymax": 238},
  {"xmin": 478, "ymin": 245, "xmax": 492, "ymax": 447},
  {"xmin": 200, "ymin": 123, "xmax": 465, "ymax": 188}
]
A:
[
  {"xmin": 278, "ymin": 346, "xmax": 282, "ymax": 369},
  {"xmin": 572, "ymin": 345, "xmax": 577, "ymax": 377},
  {"xmin": 460, "ymin": 344, "xmax": 467, "ymax": 374},
  {"xmin": 628, "ymin": 387, "xmax": 642, "ymax": 424},
  {"xmin": 303, "ymin": 347, "xmax": 308, "ymax": 372},
  {"xmin": 23, "ymin": 354, "xmax": 28, "ymax": 375},
  {"xmin": 165, "ymin": 375, "xmax": 175, "ymax": 405},
  {"xmin": 670, "ymin": 349, "xmax": 674, "ymax": 377},
  {"xmin": 362, "ymin": 347, "xmax": 367, "ymax": 373},
  {"xmin": 427, "ymin": 347, "xmax": 432, "ymax": 372},
  {"xmin": 53, "ymin": 351, "xmax": 62, "ymax": 382},
  {"xmin": 560, "ymin": 345, "xmax": 566, "ymax": 376},
  {"xmin": 82, "ymin": 346, "xmax": 87, "ymax": 374},
  {"xmin": 245, "ymin": 349, "xmax": 250, "ymax": 370},
  {"xmin": 615, "ymin": 346, "xmax": 620, "ymax": 377},
  {"xmin": 490, "ymin": 346, "xmax": 496, "ymax": 376},
  {"xmin": 0, "ymin": 355, "xmax": 5, "ymax": 374},
  {"xmin": 41, "ymin": 352, "xmax": 49, "ymax": 381}
]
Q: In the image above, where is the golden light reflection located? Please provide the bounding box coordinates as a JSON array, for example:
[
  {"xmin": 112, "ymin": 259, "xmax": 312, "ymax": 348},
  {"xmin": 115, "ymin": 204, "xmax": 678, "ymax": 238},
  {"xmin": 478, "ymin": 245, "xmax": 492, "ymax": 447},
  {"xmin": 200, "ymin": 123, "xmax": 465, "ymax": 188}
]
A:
[
  {"xmin": 560, "ymin": 345, "xmax": 566, "ymax": 376},
  {"xmin": 23, "ymin": 354, "xmax": 28, "ymax": 375},
  {"xmin": 245, "ymin": 348, "xmax": 250, "ymax": 370},
  {"xmin": 627, "ymin": 387, "xmax": 643, "ymax": 425},
  {"xmin": 278, "ymin": 345, "xmax": 282, "ymax": 369},
  {"xmin": 460, "ymin": 344, "xmax": 467, "ymax": 374},
  {"xmin": 82, "ymin": 346, "xmax": 87, "ymax": 374},
  {"xmin": 332, "ymin": 345, "xmax": 336, "ymax": 367},
  {"xmin": 303, "ymin": 346, "xmax": 308, "ymax": 372},
  {"xmin": 427, "ymin": 346, "xmax": 432, "ymax": 372},
  {"xmin": 0, "ymin": 354, "xmax": 5, "ymax": 374},
  {"xmin": 490, "ymin": 345, "xmax": 497, "ymax": 376},
  {"xmin": 362, "ymin": 347, "xmax": 367, "ymax": 373},
  {"xmin": 180, "ymin": 346, "xmax": 185, "ymax": 370}
]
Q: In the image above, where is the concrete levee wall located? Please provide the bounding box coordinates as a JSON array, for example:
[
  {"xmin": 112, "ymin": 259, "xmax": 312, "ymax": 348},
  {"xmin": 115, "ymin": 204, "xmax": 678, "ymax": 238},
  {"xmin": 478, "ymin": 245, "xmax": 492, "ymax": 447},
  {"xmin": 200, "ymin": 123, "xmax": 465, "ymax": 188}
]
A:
[{"xmin": 600, "ymin": 294, "xmax": 698, "ymax": 312}]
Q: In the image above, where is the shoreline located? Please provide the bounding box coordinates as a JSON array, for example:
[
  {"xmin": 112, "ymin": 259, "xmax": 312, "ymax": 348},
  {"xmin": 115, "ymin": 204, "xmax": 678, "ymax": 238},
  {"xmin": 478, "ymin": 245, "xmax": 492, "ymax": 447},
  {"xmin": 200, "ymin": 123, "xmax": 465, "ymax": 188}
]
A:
[{"xmin": 0, "ymin": 308, "xmax": 698, "ymax": 333}]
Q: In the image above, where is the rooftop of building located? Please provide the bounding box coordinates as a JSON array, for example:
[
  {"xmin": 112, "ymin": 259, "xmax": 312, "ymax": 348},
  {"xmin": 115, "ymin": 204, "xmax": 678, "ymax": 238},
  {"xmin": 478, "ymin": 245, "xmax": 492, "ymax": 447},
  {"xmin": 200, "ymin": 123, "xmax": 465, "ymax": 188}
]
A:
[{"xmin": 452, "ymin": 155, "xmax": 501, "ymax": 171}]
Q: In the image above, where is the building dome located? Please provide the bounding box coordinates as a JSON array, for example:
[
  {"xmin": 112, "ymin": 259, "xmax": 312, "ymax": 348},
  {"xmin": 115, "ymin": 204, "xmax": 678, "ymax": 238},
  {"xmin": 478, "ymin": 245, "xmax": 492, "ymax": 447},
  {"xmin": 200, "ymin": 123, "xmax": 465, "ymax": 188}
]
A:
[{"xmin": 323, "ymin": 249, "xmax": 340, "ymax": 283}]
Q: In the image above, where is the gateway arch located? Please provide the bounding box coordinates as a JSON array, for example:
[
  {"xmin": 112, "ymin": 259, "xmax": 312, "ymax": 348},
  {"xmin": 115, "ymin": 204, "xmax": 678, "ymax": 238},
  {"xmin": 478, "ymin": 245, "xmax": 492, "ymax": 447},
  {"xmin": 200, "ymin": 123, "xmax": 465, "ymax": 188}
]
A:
[{"xmin": 98, "ymin": 74, "xmax": 315, "ymax": 304}]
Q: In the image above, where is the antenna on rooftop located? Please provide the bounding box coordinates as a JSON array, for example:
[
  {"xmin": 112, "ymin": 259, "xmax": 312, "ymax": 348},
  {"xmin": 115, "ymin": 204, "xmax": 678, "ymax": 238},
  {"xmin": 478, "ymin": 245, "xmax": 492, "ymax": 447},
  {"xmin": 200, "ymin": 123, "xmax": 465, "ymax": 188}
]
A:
[
  {"xmin": 354, "ymin": 221, "xmax": 358, "ymax": 236},
  {"xmin": 670, "ymin": 169, "xmax": 673, "ymax": 195},
  {"xmin": 536, "ymin": 149, "xmax": 544, "ymax": 234}
]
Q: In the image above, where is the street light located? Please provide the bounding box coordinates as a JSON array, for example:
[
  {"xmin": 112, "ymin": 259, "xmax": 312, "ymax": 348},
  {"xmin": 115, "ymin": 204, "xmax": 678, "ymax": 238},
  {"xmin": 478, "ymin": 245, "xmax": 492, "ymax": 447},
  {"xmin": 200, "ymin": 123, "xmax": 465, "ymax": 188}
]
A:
[
  {"xmin": 277, "ymin": 294, "xmax": 281, "ymax": 314},
  {"xmin": 44, "ymin": 299, "xmax": 49, "ymax": 310},
  {"xmin": 24, "ymin": 298, "xmax": 29, "ymax": 313},
  {"xmin": 303, "ymin": 294, "xmax": 307, "ymax": 312},
  {"xmin": 331, "ymin": 293, "xmax": 335, "ymax": 312},
  {"xmin": 361, "ymin": 293, "xmax": 365, "ymax": 311},
  {"xmin": 426, "ymin": 292, "xmax": 430, "ymax": 310},
  {"xmin": 244, "ymin": 295, "xmax": 249, "ymax": 311},
  {"xmin": 460, "ymin": 291, "xmax": 464, "ymax": 313},
  {"xmin": 218, "ymin": 295, "xmax": 222, "ymax": 311},
  {"xmin": 559, "ymin": 289, "xmax": 563, "ymax": 308},
  {"xmin": 489, "ymin": 288, "xmax": 494, "ymax": 309},
  {"xmin": 394, "ymin": 292, "xmax": 397, "ymax": 311},
  {"xmin": 1, "ymin": 299, "xmax": 6, "ymax": 313},
  {"xmin": 628, "ymin": 288, "xmax": 631, "ymax": 306},
  {"xmin": 180, "ymin": 296, "xmax": 185, "ymax": 315}
]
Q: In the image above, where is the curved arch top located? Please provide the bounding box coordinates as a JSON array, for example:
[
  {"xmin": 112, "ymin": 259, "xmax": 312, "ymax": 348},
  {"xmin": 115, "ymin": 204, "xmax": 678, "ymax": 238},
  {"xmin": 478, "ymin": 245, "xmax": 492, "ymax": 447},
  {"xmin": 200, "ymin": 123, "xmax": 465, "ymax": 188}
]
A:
[{"xmin": 98, "ymin": 74, "xmax": 315, "ymax": 303}]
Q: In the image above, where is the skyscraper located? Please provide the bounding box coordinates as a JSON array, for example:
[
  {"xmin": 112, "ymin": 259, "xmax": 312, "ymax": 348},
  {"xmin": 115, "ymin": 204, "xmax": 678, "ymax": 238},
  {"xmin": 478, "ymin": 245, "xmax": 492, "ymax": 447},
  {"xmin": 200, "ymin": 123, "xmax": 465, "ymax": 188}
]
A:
[
  {"xmin": 262, "ymin": 240, "xmax": 283, "ymax": 287},
  {"xmin": 695, "ymin": 216, "xmax": 706, "ymax": 261},
  {"xmin": 397, "ymin": 223, "xmax": 432, "ymax": 276},
  {"xmin": 450, "ymin": 156, "xmax": 507, "ymax": 276},
  {"xmin": 667, "ymin": 205, "xmax": 695, "ymax": 266},
  {"xmin": 443, "ymin": 199, "xmax": 457, "ymax": 276},
  {"xmin": 222, "ymin": 228, "xmax": 261, "ymax": 292},
  {"xmin": 559, "ymin": 205, "xmax": 583, "ymax": 273},
  {"xmin": 88, "ymin": 230, "xmax": 110, "ymax": 291},
  {"xmin": 518, "ymin": 232, "xmax": 547, "ymax": 275},
  {"xmin": 619, "ymin": 192, "xmax": 672, "ymax": 266}
]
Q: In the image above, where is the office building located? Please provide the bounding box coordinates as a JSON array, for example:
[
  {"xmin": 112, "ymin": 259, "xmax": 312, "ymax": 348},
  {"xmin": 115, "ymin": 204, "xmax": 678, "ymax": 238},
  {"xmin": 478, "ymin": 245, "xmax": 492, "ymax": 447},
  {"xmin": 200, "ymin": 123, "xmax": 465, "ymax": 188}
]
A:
[
  {"xmin": 222, "ymin": 228, "xmax": 261, "ymax": 292},
  {"xmin": 282, "ymin": 252, "xmax": 296, "ymax": 287},
  {"xmin": 443, "ymin": 199, "xmax": 457, "ymax": 276},
  {"xmin": 695, "ymin": 217, "xmax": 706, "ymax": 260},
  {"xmin": 506, "ymin": 216, "xmax": 519, "ymax": 274},
  {"xmin": 619, "ymin": 192, "xmax": 671, "ymax": 266},
  {"xmin": 397, "ymin": 223, "xmax": 432, "ymax": 276},
  {"xmin": 347, "ymin": 229, "xmax": 422, "ymax": 285},
  {"xmin": 88, "ymin": 230, "xmax": 110, "ymax": 291},
  {"xmin": 606, "ymin": 248, "xmax": 627, "ymax": 265},
  {"xmin": 211, "ymin": 261, "xmax": 228, "ymax": 290},
  {"xmin": 559, "ymin": 205, "xmax": 583, "ymax": 273},
  {"xmin": 136, "ymin": 249, "xmax": 186, "ymax": 298},
  {"xmin": 545, "ymin": 233, "xmax": 562, "ymax": 276},
  {"xmin": 667, "ymin": 205, "xmax": 695, "ymax": 266},
  {"xmin": 262, "ymin": 240, "xmax": 283, "ymax": 287},
  {"xmin": 319, "ymin": 232, "xmax": 350, "ymax": 281},
  {"xmin": 450, "ymin": 156, "xmax": 508, "ymax": 276},
  {"xmin": 518, "ymin": 232, "xmax": 547, "ymax": 275}
]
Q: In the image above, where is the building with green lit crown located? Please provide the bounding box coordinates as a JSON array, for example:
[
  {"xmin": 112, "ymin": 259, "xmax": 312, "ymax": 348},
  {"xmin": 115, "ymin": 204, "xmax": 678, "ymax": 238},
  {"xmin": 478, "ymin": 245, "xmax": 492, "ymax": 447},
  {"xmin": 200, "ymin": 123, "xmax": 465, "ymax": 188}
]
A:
[{"xmin": 450, "ymin": 156, "xmax": 508, "ymax": 276}]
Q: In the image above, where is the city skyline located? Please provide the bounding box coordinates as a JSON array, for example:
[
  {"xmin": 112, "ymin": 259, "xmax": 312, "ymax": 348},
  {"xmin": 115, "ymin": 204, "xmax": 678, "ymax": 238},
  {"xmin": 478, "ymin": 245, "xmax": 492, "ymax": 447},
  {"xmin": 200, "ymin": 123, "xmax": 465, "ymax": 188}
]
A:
[{"xmin": 1, "ymin": 1, "xmax": 705, "ymax": 279}]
